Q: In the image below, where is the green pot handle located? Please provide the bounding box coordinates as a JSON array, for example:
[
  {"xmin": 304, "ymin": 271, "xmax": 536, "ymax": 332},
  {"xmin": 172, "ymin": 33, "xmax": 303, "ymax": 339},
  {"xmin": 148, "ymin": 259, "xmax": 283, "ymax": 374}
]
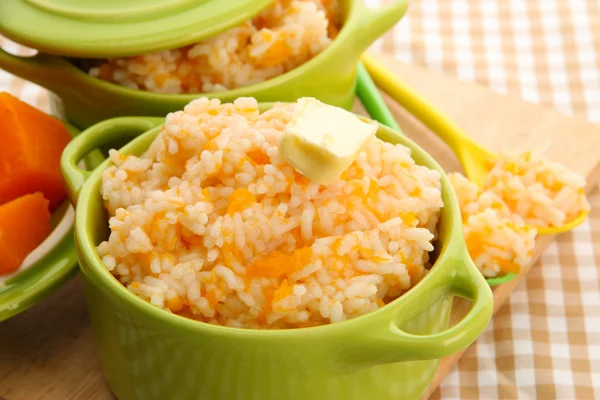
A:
[
  {"xmin": 351, "ymin": 0, "xmax": 410, "ymax": 53},
  {"xmin": 348, "ymin": 251, "xmax": 493, "ymax": 365},
  {"xmin": 60, "ymin": 116, "xmax": 164, "ymax": 205},
  {"xmin": 389, "ymin": 259, "xmax": 492, "ymax": 359},
  {"xmin": 0, "ymin": 43, "xmax": 70, "ymax": 90}
]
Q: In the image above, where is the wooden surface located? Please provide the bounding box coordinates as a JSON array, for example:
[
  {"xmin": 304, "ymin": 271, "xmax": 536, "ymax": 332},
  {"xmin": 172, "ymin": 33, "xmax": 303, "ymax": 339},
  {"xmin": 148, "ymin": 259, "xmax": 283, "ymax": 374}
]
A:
[{"xmin": 2, "ymin": 52, "xmax": 600, "ymax": 400}]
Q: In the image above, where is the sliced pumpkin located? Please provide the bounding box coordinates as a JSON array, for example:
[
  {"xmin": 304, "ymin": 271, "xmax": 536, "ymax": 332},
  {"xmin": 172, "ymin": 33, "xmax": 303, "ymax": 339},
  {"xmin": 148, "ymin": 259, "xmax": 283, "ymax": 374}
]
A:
[
  {"xmin": 0, "ymin": 92, "xmax": 72, "ymax": 209},
  {"xmin": 0, "ymin": 192, "xmax": 52, "ymax": 275}
]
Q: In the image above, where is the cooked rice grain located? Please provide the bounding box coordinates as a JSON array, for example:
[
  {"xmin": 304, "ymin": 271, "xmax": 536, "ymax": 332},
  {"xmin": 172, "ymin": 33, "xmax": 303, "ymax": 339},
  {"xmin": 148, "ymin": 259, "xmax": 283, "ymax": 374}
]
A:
[
  {"xmin": 97, "ymin": 97, "xmax": 443, "ymax": 329},
  {"xmin": 463, "ymin": 209, "xmax": 536, "ymax": 278},
  {"xmin": 449, "ymin": 151, "xmax": 588, "ymax": 278},
  {"xmin": 485, "ymin": 151, "xmax": 589, "ymax": 228},
  {"xmin": 89, "ymin": 0, "xmax": 340, "ymax": 94}
]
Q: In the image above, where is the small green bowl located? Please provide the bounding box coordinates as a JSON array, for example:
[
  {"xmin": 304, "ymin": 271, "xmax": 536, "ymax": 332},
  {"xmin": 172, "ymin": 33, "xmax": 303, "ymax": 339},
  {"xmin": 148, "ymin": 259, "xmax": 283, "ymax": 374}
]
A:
[
  {"xmin": 0, "ymin": 0, "xmax": 409, "ymax": 129},
  {"xmin": 61, "ymin": 111, "xmax": 493, "ymax": 400}
]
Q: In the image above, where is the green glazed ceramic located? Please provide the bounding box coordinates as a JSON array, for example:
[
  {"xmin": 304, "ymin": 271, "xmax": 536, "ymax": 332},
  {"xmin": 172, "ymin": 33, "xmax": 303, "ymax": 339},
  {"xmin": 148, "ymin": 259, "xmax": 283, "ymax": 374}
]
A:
[
  {"xmin": 61, "ymin": 112, "xmax": 493, "ymax": 400},
  {"xmin": 0, "ymin": 0, "xmax": 409, "ymax": 129},
  {"xmin": 0, "ymin": 122, "xmax": 103, "ymax": 322},
  {"xmin": 0, "ymin": 0, "xmax": 273, "ymax": 57}
]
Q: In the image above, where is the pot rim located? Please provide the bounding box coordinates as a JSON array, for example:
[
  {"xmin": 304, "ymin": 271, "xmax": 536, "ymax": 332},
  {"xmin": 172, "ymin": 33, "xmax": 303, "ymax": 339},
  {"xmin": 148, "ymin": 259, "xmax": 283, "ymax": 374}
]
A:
[
  {"xmin": 68, "ymin": 114, "xmax": 471, "ymax": 338},
  {"xmin": 0, "ymin": 0, "xmax": 409, "ymax": 103}
]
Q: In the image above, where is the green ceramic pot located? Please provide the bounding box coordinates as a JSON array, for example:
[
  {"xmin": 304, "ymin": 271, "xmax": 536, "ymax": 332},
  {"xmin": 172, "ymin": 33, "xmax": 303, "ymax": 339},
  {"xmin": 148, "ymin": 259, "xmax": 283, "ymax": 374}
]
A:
[
  {"xmin": 61, "ymin": 112, "xmax": 493, "ymax": 400},
  {"xmin": 0, "ymin": 0, "xmax": 409, "ymax": 129}
]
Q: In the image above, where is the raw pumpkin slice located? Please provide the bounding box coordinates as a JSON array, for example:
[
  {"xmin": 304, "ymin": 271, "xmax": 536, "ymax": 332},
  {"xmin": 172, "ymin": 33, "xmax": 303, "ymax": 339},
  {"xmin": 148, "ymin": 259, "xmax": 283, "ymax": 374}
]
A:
[
  {"xmin": 0, "ymin": 192, "xmax": 52, "ymax": 275},
  {"xmin": 0, "ymin": 92, "xmax": 72, "ymax": 209}
]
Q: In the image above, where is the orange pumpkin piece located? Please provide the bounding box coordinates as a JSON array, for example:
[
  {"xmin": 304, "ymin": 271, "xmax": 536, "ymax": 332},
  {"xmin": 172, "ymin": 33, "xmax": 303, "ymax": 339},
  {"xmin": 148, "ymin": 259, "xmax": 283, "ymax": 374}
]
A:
[
  {"xmin": 0, "ymin": 192, "xmax": 52, "ymax": 275},
  {"xmin": 248, "ymin": 247, "xmax": 313, "ymax": 278},
  {"xmin": 0, "ymin": 92, "xmax": 72, "ymax": 209}
]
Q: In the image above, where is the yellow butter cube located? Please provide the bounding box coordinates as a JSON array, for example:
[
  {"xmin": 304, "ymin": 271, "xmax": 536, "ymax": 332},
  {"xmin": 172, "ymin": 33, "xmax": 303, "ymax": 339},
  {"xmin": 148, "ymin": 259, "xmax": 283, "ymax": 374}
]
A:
[{"xmin": 278, "ymin": 98, "xmax": 377, "ymax": 185}]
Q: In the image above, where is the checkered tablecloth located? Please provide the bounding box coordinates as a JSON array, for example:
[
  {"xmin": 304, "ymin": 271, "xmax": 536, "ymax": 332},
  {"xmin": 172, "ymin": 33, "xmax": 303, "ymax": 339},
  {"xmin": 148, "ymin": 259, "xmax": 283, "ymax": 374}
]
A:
[
  {"xmin": 2, "ymin": 1, "xmax": 600, "ymax": 398},
  {"xmin": 365, "ymin": 0, "xmax": 600, "ymax": 398}
]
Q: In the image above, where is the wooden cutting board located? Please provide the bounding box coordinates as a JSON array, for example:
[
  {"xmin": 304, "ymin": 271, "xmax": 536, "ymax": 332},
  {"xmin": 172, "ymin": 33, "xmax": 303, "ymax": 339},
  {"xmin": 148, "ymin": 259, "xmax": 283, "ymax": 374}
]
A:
[{"xmin": 2, "ymin": 52, "xmax": 600, "ymax": 400}]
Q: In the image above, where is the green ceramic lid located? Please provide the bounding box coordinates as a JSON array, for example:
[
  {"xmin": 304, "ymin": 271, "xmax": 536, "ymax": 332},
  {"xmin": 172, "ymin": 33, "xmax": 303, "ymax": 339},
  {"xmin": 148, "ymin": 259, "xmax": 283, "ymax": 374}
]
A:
[{"xmin": 0, "ymin": 0, "xmax": 274, "ymax": 58}]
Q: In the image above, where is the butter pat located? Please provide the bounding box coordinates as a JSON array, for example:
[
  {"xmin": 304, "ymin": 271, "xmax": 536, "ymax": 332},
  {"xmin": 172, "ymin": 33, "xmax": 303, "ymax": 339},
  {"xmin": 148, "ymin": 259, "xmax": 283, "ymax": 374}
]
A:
[{"xmin": 278, "ymin": 98, "xmax": 377, "ymax": 185}]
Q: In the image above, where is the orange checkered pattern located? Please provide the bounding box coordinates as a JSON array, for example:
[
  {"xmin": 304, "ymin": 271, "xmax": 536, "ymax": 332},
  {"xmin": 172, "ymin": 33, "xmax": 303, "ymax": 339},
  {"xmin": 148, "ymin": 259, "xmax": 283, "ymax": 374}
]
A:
[{"xmin": 366, "ymin": 0, "xmax": 600, "ymax": 398}]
